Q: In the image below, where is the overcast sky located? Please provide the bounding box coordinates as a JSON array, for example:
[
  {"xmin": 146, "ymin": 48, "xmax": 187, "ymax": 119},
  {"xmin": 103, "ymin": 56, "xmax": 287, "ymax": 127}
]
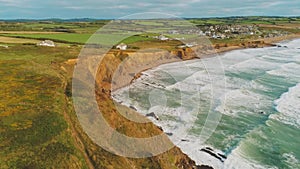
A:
[{"xmin": 0, "ymin": 0, "xmax": 300, "ymax": 19}]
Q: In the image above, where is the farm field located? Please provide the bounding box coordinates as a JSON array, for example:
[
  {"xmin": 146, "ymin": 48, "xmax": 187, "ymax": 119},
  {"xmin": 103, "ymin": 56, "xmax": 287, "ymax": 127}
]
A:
[{"xmin": 0, "ymin": 36, "xmax": 40, "ymax": 44}]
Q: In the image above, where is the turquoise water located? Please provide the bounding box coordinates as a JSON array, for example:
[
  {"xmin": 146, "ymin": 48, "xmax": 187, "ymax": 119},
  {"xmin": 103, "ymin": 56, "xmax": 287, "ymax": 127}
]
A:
[{"xmin": 113, "ymin": 39, "xmax": 300, "ymax": 169}]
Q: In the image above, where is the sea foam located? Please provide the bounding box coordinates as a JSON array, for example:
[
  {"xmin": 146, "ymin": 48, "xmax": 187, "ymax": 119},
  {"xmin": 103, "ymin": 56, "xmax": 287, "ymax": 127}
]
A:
[
  {"xmin": 112, "ymin": 39, "xmax": 300, "ymax": 169},
  {"xmin": 271, "ymin": 83, "xmax": 300, "ymax": 128}
]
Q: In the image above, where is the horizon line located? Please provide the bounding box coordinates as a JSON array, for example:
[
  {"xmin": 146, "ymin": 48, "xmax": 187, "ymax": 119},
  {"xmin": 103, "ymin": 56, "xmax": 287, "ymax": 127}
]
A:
[{"xmin": 1, "ymin": 15, "xmax": 300, "ymax": 21}]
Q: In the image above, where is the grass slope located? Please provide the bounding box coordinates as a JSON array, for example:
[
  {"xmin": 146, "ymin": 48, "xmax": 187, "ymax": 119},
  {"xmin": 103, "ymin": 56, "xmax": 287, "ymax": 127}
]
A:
[
  {"xmin": 0, "ymin": 45, "xmax": 89, "ymax": 168},
  {"xmin": 0, "ymin": 44, "xmax": 199, "ymax": 169}
]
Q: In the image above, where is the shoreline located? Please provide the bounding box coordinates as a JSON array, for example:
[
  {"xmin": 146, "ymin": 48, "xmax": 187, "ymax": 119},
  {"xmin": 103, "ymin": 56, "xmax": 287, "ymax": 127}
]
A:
[
  {"xmin": 111, "ymin": 35, "xmax": 300, "ymax": 168},
  {"xmin": 129, "ymin": 34, "xmax": 300, "ymax": 86}
]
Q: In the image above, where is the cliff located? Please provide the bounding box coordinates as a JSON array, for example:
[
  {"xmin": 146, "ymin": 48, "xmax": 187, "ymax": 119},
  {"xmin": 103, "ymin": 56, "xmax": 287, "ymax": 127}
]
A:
[
  {"xmin": 69, "ymin": 48, "xmax": 213, "ymax": 169},
  {"xmin": 88, "ymin": 40, "xmax": 275, "ymax": 168},
  {"xmin": 66, "ymin": 36, "xmax": 295, "ymax": 169}
]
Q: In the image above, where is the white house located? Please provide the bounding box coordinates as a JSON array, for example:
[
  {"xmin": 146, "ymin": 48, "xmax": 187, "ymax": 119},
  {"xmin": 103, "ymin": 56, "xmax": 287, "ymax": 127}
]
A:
[
  {"xmin": 224, "ymin": 30, "xmax": 231, "ymax": 33},
  {"xmin": 205, "ymin": 31, "xmax": 211, "ymax": 36},
  {"xmin": 186, "ymin": 42, "xmax": 197, "ymax": 47},
  {"xmin": 199, "ymin": 31, "xmax": 205, "ymax": 36},
  {"xmin": 116, "ymin": 43, "xmax": 127, "ymax": 50},
  {"xmin": 175, "ymin": 37, "xmax": 185, "ymax": 41},
  {"xmin": 37, "ymin": 40, "xmax": 55, "ymax": 47},
  {"xmin": 158, "ymin": 35, "xmax": 169, "ymax": 41},
  {"xmin": 178, "ymin": 42, "xmax": 198, "ymax": 48}
]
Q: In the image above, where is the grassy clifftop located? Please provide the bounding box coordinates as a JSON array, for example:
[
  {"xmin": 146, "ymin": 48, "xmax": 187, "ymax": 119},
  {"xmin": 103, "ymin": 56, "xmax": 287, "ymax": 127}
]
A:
[
  {"xmin": 0, "ymin": 44, "xmax": 207, "ymax": 169},
  {"xmin": 0, "ymin": 45, "xmax": 89, "ymax": 168}
]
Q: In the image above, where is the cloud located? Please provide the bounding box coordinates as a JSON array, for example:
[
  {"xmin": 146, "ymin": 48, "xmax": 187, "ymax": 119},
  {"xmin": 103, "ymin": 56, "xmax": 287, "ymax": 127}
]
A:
[
  {"xmin": 136, "ymin": 2, "xmax": 152, "ymax": 7},
  {"xmin": 0, "ymin": 0, "xmax": 300, "ymax": 19},
  {"xmin": 64, "ymin": 6, "xmax": 87, "ymax": 10},
  {"xmin": 0, "ymin": 0, "xmax": 25, "ymax": 7},
  {"xmin": 107, "ymin": 5, "xmax": 131, "ymax": 9},
  {"xmin": 261, "ymin": 1, "xmax": 283, "ymax": 7}
]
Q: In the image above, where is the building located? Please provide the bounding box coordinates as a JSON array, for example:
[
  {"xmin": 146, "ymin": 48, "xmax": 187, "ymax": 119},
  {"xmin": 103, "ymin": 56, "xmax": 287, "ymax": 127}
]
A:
[
  {"xmin": 116, "ymin": 43, "xmax": 127, "ymax": 50},
  {"xmin": 158, "ymin": 35, "xmax": 169, "ymax": 41},
  {"xmin": 37, "ymin": 40, "xmax": 55, "ymax": 47},
  {"xmin": 186, "ymin": 42, "xmax": 197, "ymax": 47},
  {"xmin": 177, "ymin": 42, "xmax": 198, "ymax": 48}
]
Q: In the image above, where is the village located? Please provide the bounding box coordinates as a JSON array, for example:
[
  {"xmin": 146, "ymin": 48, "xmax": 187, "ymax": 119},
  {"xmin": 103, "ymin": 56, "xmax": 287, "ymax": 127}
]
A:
[
  {"xmin": 114, "ymin": 24, "xmax": 290, "ymax": 50},
  {"xmin": 167, "ymin": 24, "xmax": 290, "ymax": 39}
]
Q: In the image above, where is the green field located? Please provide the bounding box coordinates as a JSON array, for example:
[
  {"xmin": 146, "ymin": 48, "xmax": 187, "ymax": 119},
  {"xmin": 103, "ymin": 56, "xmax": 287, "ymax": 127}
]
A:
[
  {"xmin": 0, "ymin": 45, "xmax": 91, "ymax": 168},
  {"xmin": 2, "ymin": 33, "xmax": 91, "ymax": 44},
  {"xmin": 1, "ymin": 17, "xmax": 299, "ymax": 46},
  {"xmin": 0, "ymin": 20, "xmax": 108, "ymax": 33},
  {"xmin": 1, "ymin": 33, "xmax": 154, "ymax": 45}
]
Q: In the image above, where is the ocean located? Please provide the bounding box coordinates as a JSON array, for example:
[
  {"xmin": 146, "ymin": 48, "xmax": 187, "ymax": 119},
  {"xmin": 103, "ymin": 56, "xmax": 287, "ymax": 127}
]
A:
[{"xmin": 112, "ymin": 39, "xmax": 300, "ymax": 169}]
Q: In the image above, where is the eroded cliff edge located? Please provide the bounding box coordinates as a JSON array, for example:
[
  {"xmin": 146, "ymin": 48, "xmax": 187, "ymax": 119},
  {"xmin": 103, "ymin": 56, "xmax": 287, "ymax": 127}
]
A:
[
  {"xmin": 69, "ymin": 46, "xmax": 217, "ymax": 169},
  {"xmin": 68, "ymin": 47, "xmax": 215, "ymax": 169},
  {"xmin": 69, "ymin": 39, "xmax": 277, "ymax": 169}
]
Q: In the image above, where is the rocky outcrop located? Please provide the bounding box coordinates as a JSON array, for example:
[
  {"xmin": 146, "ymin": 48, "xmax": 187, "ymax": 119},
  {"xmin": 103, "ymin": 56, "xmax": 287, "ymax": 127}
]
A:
[{"xmin": 173, "ymin": 47, "xmax": 197, "ymax": 60}]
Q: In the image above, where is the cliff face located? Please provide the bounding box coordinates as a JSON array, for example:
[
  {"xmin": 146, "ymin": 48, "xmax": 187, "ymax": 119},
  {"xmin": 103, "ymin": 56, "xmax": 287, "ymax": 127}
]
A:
[
  {"xmin": 69, "ymin": 39, "xmax": 276, "ymax": 169},
  {"xmin": 96, "ymin": 48, "xmax": 199, "ymax": 92},
  {"xmin": 173, "ymin": 48, "xmax": 197, "ymax": 60},
  {"xmin": 80, "ymin": 49, "xmax": 203, "ymax": 169}
]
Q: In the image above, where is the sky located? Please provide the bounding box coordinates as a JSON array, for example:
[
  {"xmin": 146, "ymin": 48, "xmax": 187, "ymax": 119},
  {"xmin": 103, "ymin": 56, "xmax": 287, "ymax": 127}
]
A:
[{"xmin": 0, "ymin": 0, "xmax": 300, "ymax": 19}]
